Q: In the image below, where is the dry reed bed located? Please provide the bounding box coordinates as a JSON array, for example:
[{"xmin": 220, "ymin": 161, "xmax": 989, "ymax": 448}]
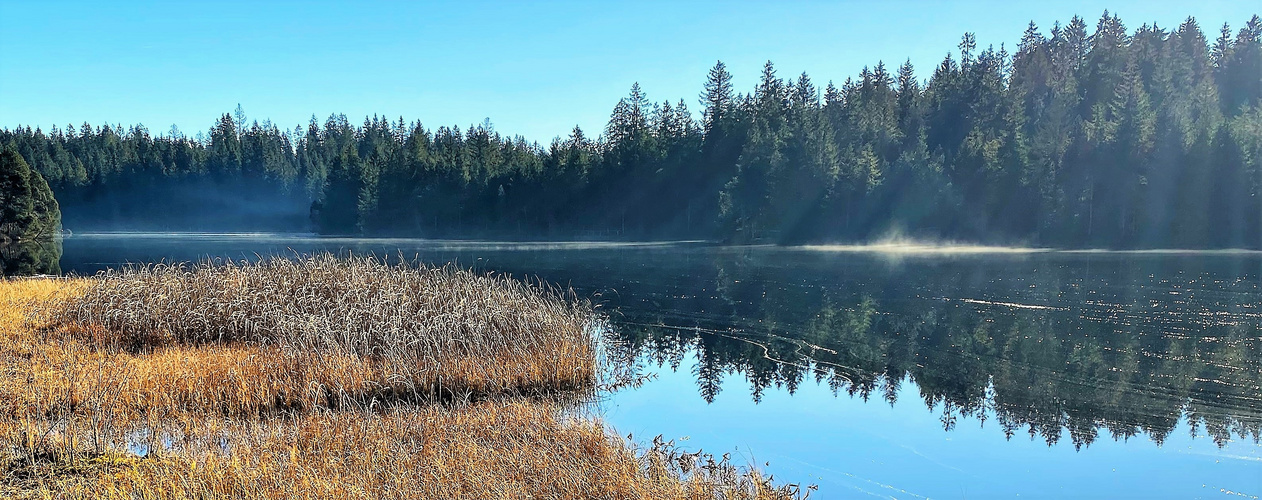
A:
[
  {"xmin": 58, "ymin": 255, "xmax": 590, "ymax": 358},
  {"xmin": 10, "ymin": 255, "xmax": 597, "ymax": 417}
]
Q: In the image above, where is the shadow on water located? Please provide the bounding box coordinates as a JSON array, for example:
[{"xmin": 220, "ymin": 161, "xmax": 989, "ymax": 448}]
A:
[{"xmin": 0, "ymin": 239, "xmax": 62, "ymax": 277}]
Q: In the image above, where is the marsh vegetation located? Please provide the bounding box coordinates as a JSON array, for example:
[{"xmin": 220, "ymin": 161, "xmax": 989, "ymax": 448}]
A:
[{"xmin": 0, "ymin": 255, "xmax": 806, "ymax": 499}]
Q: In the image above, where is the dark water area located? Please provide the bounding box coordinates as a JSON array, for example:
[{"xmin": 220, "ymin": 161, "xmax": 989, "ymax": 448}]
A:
[{"xmin": 15, "ymin": 233, "xmax": 1262, "ymax": 498}]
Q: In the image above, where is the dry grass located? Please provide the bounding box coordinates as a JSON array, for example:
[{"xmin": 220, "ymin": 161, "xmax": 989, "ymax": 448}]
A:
[
  {"xmin": 5, "ymin": 403, "xmax": 805, "ymax": 499},
  {"xmin": 10, "ymin": 255, "xmax": 596, "ymax": 418},
  {"xmin": 58, "ymin": 255, "xmax": 591, "ymax": 358},
  {"xmin": 0, "ymin": 256, "xmax": 807, "ymax": 499}
]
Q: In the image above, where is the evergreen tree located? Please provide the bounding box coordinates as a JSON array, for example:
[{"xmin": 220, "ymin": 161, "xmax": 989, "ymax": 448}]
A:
[{"xmin": 0, "ymin": 145, "xmax": 61, "ymax": 241}]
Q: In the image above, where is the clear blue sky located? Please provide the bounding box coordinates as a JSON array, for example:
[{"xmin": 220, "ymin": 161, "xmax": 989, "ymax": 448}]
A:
[{"xmin": 1, "ymin": 0, "xmax": 1257, "ymax": 143}]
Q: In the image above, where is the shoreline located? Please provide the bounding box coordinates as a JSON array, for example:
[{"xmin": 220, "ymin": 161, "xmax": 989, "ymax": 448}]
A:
[{"xmin": 56, "ymin": 231, "xmax": 1262, "ymax": 255}]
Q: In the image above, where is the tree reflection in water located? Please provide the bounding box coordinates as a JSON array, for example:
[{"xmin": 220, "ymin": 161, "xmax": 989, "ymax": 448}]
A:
[
  {"xmin": 0, "ymin": 238, "xmax": 61, "ymax": 277},
  {"xmin": 609, "ymin": 252, "xmax": 1262, "ymax": 450}
]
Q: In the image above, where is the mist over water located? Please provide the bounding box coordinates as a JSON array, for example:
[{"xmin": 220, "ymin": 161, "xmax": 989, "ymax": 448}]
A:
[
  {"xmin": 69, "ymin": 232, "xmax": 710, "ymax": 253},
  {"xmin": 797, "ymin": 232, "xmax": 1262, "ymax": 256},
  {"xmin": 71, "ymin": 230, "xmax": 1262, "ymax": 255},
  {"xmin": 794, "ymin": 241, "xmax": 1047, "ymax": 255}
]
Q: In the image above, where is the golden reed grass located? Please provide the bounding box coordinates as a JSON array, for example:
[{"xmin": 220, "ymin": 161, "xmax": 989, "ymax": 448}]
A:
[
  {"xmin": 0, "ymin": 256, "xmax": 807, "ymax": 499},
  {"xmin": 7, "ymin": 403, "xmax": 806, "ymax": 499},
  {"xmin": 50, "ymin": 254, "xmax": 598, "ymax": 410}
]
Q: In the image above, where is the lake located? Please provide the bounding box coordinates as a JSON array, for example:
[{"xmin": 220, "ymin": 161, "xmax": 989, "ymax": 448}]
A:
[{"xmin": 12, "ymin": 233, "xmax": 1262, "ymax": 499}]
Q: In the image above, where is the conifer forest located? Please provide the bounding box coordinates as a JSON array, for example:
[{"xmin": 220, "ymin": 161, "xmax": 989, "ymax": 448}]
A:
[{"xmin": 4, "ymin": 13, "xmax": 1261, "ymax": 248}]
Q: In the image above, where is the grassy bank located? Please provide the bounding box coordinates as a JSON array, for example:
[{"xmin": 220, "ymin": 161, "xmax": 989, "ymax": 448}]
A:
[{"xmin": 0, "ymin": 256, "xmax": 806, "ymax": 499}]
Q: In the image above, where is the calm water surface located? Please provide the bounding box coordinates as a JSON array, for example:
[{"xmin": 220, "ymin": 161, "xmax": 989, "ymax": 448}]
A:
[{"xmin": 18, "ymin": 233, "xmax": 1262, "ymax": 499}]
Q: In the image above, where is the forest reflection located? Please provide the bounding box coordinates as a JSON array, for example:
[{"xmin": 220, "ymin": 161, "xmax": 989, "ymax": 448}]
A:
[
  {"xmin": 608, "ymin": 252, "xmax": 1262, "ymax": 450},
  {"xmin": 0, "ymin": 238, "xmax": 61, "ymax": 277}
]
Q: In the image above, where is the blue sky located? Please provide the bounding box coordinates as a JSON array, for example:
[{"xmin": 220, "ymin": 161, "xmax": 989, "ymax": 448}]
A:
[{"xmin": 1, "ymin": 1, "xmax": 1257, "ymax": 142}]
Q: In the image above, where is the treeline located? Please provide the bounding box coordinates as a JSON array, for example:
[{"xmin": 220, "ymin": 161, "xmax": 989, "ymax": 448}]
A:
[
  {"xmin": 3, "ymin": 13, "xmax": 1261, "ymax": 247},
  {"xmin": 0, "ymin": 110, "xmax": 310, "ymax": 231}
]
